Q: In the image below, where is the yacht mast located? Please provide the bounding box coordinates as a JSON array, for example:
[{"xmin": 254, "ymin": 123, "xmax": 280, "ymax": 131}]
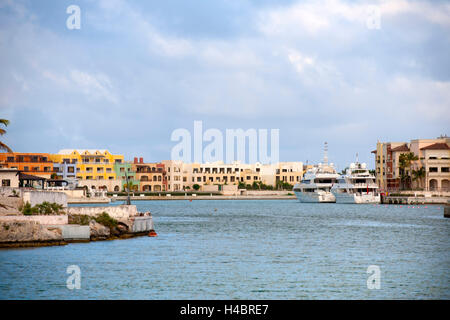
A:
[{"xmin": 323, "ymin": 142, "xmax": 328, "ymax": 165}]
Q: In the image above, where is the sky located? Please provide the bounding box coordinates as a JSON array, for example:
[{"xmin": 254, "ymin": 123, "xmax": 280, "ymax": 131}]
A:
[{"xmin": 0, "ymin": 0, "xmax": 449, "ymax": 171}]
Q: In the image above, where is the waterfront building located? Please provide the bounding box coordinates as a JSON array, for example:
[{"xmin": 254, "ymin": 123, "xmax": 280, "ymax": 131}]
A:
[
  {"xmin": 50, "ymin": 149, "xmax": 124, "ymax": 192},
  {"xmin": 0, "ymin": 153, "xmax": 54, "ymax": 178},
  {"xmin": 132, "ymin": 157, "xmax": 167, "ymax": 192},
  {"xmin": 0, "ymin": 168, "xmax": 20, "ymax": 188},
  {"xmin": 161, "ymin": 160, "xmax": 303, "ymax": 191},
  {"xmin": 161, "ymin": 160, "xmax": 184, "ymax": 191},
  {"xmin": 372, "ymin": 137, "xmax": 450, "ymax": 192},
  {"xmin": 114, "ymin": 160, "xmax": 140, "ymax": 191}
]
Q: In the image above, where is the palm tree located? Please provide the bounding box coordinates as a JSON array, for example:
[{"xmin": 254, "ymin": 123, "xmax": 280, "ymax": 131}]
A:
[
  {"xmin": 412, "ymin": 167, "xmax": 426, "ymax": 190},
  {"xmin": 0, "ymin": 119, "xmax": 12, "ymax": 152},
  {"xmin": 398, "ymin": 152, "xmax": 419, "ymax": 190}
]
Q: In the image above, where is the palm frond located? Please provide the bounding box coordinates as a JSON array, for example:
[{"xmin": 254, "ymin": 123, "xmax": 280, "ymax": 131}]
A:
[{"xmin": 0, "ymin": 142, "xmax": 12, "ymax": 153}]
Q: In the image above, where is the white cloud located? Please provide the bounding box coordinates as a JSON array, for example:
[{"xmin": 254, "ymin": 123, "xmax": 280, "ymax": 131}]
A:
[
  {"xmin": 69, "ymin": 70, "xmax": 118, "ymax": 104},
  {"xmin": 288, "ymin": 49, "xmax": 315, "ymax": 73}
]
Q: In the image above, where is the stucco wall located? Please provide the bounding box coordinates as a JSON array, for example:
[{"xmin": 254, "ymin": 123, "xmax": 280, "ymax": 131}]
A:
[
  {"xmin": 22, "ymin": 191, "xmax": 68, "ymax": 208},
  {"xmin": 67, "ymin": 205, "xmax": 138, "ymax": 220},
  {"xmin": 131, "ymin": 216, "xmax": 154, "ymax": 232},
  {"xmin": 0, "ymin": 215, "xmax": 68, "ymax": 225}
]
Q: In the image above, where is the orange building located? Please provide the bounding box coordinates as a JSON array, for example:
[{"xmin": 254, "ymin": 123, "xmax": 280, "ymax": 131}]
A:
[{"xmin": 0, "ymin": 153, "xmax": 54, "ymax": 178}]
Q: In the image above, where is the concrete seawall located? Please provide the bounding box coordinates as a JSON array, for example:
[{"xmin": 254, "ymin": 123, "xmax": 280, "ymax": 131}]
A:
[
  {"xmin": 444, "ymin": 206, "xmax": 450, "ymax": 218},
  {"xmin": 131, "ymin": 216, "xmax": 154, "ymax": 233},
  {"xmin": 0, "ymin": 215, "xmax": 68, "ymax": 225},
  {"xmin": 22, "ymin": 191, "xmax": 68, "ymax": 208},
  {"xmin": 112, "ymin": 195, "xmax": 296, "ymax": 201},
  {"xmin": 47, "ymin": 224, "xmax": 90, "ymax": 241},
  {"xmin": 67, "ymin": 205, "xmax": 138, "ymax": 220}
]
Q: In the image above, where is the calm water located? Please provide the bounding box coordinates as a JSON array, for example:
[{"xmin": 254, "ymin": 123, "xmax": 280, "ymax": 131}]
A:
[{"xmin": 0, "ymin": 200, "xmax": 449, "ymax": 299}]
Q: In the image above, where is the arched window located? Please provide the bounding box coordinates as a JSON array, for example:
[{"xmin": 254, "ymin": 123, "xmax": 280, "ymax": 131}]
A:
[
  {"xmin": 442, "ymin": 179, "xmax": 449, "ymax": 192},
  {"xmin": 429, "ymin": 179, "xmax": 438, "ymax": 191}
]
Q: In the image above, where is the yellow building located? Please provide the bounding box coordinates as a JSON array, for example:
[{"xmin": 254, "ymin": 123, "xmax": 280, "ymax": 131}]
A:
[{"xmin": 49, "ymin": 149, "xmax": 124, "ymax": 181}]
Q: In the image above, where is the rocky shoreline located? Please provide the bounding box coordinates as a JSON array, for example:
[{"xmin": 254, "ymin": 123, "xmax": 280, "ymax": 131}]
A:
[{"xmin": 0, "ymin": 217, "xmax": 155, "ymax": 248}]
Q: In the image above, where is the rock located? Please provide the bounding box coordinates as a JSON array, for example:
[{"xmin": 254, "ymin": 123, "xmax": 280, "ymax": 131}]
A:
[
  {"xmin": 117, "ymin": 222, "xmax": 129, "ymax": 233},
  {"xmin": 89, "ymin": 220, "xmax": 110, "ymax": 239},
  {"xmin": 0, "ymin": 196, "xmax": 23, "ymax": 216},
  {"xmin": 0, "ymin": 220, "xmax": 63, "ymax": 243}
]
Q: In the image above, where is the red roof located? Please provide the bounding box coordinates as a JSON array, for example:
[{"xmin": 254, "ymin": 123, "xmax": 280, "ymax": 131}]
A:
[
  {"xmin": 420, "ymin": 142, "xmax": 450, "ymax": 150},
  {"xmin": 391, "ymin": 144, "xmax": 410, "ymax": 152}
]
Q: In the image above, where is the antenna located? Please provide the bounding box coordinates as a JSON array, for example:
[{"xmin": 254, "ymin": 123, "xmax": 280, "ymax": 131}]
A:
[
  {"xmin": 323, "ymin": 142, "xmax": 328, "ymax": 165},
  {"xmin": 356, "ymin": 152, "xmax": 359, "ymax": 163}
]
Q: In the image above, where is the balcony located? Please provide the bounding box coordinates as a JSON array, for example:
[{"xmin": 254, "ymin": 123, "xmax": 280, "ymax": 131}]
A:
[{"xmin": 424, "ymin": 159, "xmax": 450, "ymax": 165}]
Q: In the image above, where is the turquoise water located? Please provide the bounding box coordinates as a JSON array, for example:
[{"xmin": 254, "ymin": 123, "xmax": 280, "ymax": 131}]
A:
[{"xmin": 0, "ymin": 200, "xmax": 449, "ymax": 299}]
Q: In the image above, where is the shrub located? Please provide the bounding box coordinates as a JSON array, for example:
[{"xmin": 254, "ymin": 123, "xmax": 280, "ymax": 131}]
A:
[
  {"xmin": 68, "ymin": 214, "xmax": 91, "ymax": 225},
  {"xmin": 20, "ymin": 202, "xmax": 35, "ymax": 215},
  {"xmin": 20, "ymin": 201, "xmax": 64, "ymax": 215},
  {"xmin": 94, "ymin": 212, "xmax": 118, "ymax": 229}
]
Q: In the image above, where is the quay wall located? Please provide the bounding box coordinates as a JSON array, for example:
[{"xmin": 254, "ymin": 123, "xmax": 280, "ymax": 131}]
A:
[
  {"xmin": 47, "ymin": 224, "xmax": 90, "ymax": 240},
  {"xmin": 0, "ymin": 215, "xmax": 68, "ymax": 225},
  {"xmin": 23, "ymin": 191, "xmax": 68, "ymax": 208},
  {"xmin": 67, "ymin": 205, "xmax": 138, "ymax": 220},
  {"xmin": 131, "ymin": 216, "xmax": 154, "ymax": 233}
]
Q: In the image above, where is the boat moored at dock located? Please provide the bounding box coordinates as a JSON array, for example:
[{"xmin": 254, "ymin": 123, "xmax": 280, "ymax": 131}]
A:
[
  {"xmin": 331, "ymin": 159, "xmax": 380, "ymax": 204},
  {"xmin": 293, "ymin": 142, "xmax": 340, "ymax": 203}
]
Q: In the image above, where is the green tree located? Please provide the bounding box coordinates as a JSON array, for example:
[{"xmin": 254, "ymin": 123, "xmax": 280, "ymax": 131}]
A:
[
  {"xmin": 398, "ymin": 152, "xmax": 419, "ymax": 190},
  {"xmin": 0, "ymin": 119, "xmax": 12, "ymax": 152},
  {"xmin": 192, "ymin": 184, "xmax": 200, "ymax": 191},
  {"xmin": 412, "ymin": 167, "xmax": 426, "ymax": 190}
]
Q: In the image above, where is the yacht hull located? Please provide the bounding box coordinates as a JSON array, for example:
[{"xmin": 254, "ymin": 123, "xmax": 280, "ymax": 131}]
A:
[
  {"xmin": 332, "ymin": 191, "xmax": 380, "ymax": 204},
  {"xmin": 294, "ymin": 191, "xmax": 336, "ymax": 203}
]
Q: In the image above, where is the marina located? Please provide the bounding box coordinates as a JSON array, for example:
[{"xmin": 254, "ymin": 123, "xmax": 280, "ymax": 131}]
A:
[{"xmin": 0, "ymin": 200, "xmax": 448, "ymax": 299}]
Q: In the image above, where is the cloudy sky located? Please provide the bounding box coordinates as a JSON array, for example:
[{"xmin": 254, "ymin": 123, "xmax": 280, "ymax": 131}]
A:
[{"xmin": 0, "ymin": 0, "xmax": 449, "ymax": 170}]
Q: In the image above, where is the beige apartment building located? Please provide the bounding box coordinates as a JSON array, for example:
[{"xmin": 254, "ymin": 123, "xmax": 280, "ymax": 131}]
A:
[
  {"xmin": 372, "ymin": 137, "xmax": 450, "ymax": 192},
  {"xmin": 162, "ymin": 160, "xmax": 303, "ymax": 192}
]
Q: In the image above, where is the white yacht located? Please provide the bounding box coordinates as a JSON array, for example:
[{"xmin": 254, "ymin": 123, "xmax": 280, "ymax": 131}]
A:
[
  {"xmin": 331, "ymin": 158, "xmax": 380, "ymax": 204},
  {"xmin": 293, "ymin": 143, "xmax": 340, "ymax": 203}
]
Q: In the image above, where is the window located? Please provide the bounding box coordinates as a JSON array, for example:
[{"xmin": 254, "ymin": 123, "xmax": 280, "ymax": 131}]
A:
[
  {"xmin": 68, "ymin": 167, "xmax": 75, "ymax": 173},
  {"xmin": 115, "ymin": 159, "xmax": 122, "ymax": 164},
  {"xmin": 2, "ymin": 179, "xmax": 10, "ymax": 187},
  {"xmin": 429, "ymin": 167, "xmax": 438, "ymax": 172},
  {"xmin": 24, "ymin": 166, "xmax": 29, "ymax": 171},
  {"xmin": 442, "ymin": 167, "xmax": 449, "ymax": 173}
]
